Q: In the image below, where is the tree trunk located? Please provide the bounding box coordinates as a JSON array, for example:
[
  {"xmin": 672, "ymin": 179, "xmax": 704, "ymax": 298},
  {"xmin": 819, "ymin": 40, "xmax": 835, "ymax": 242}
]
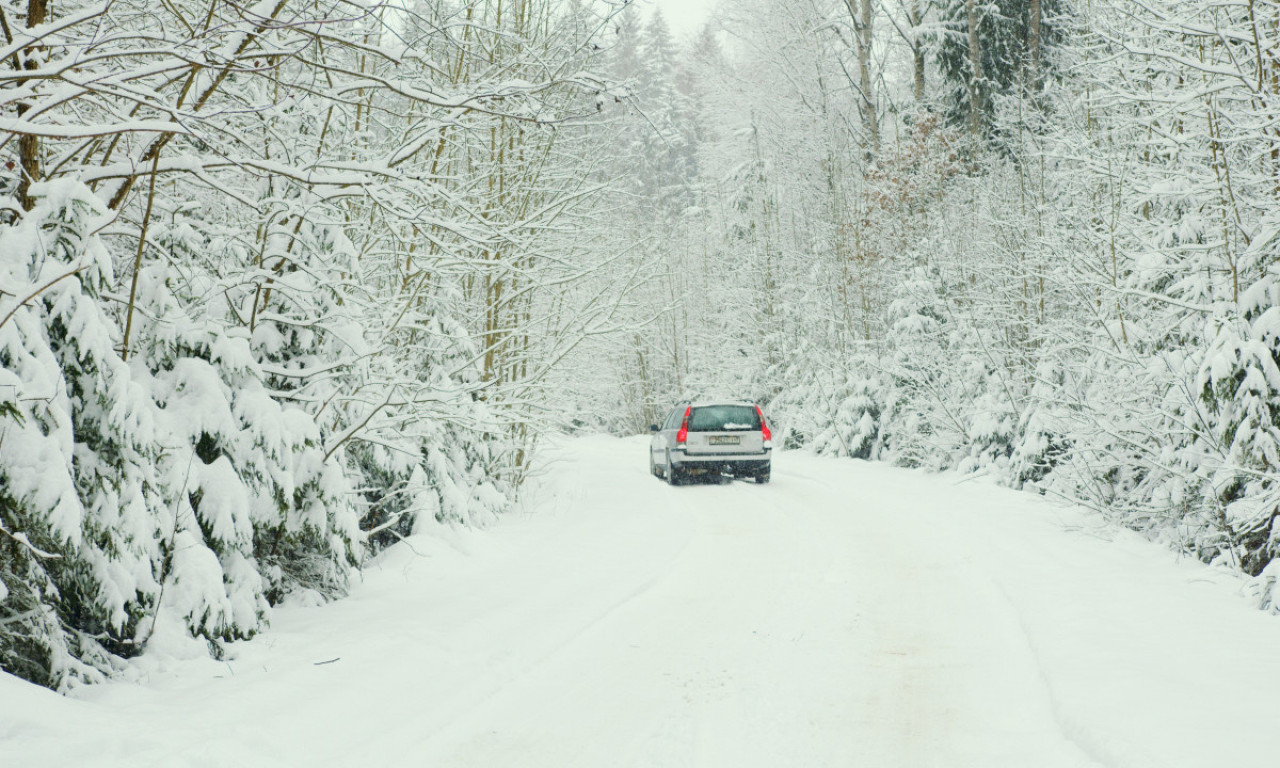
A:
[
  {"xmin": 966, "ymin": 0, "xmax": 985, "ymax": 141},
  {"xmin": 842, "ymin": 0, "xmax": 879, "ymax": 157},
  {"xmin": 910, "ymin": 1, "xmax": 925, "ymax": 102},
  {"xmin": 16, "ymin": 0, "xmax": 49, "ymax": 211},
  {"xmin": 1028, "ymin": 0, "xmax": 1042, "ymax": 94},
  {"xmin": 914, "ymin": 48, "xmax": 926, "ymax": 103}
]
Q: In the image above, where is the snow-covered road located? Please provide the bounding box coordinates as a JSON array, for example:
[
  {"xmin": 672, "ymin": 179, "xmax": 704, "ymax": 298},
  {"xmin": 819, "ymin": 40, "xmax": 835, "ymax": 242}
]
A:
[{"xmin": 4, "ymin": 435, "xmax": 1279, "ymax": 767}]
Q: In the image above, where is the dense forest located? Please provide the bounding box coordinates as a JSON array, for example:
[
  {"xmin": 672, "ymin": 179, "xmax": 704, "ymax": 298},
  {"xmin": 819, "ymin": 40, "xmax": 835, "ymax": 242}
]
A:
[{"xmin": 4, "ymin": 0, "xmax": 1280, "ymax": 691}]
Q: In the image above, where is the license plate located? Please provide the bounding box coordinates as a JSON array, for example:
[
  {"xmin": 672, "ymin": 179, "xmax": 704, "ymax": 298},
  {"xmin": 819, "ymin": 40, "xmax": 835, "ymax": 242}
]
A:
[{"xmin": 709, "ymin": 435, "xmax": 740, "ymax": 446}]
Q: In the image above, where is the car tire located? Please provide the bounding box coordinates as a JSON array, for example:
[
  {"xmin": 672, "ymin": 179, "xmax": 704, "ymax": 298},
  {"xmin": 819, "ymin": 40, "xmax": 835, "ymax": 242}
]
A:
[
  {"xmin": 666, "ymin": 453, "xmax": 683, "ymax": 486},
  {"xmin": 755, "ymin": 471, "xmax": 771, "ymax": 484},
  {"xmin": 650, "ymin": 453, "xmax": 661, "ymax": 478}
]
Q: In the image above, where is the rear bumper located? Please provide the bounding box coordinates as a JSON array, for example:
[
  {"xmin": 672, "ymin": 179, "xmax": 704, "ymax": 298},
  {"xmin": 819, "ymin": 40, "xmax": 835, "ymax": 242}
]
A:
[{"xmin": 672, "ymin": 449, "xmax": 770, "ymax": 475}]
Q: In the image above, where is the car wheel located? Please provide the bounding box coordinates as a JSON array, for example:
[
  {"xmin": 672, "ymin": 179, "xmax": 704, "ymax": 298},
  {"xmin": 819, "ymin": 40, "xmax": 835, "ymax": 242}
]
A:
[
  {"xmin": 649, "ymin": 453, "xmax": 660, "ymax": 478},
  {"xmin": 755, "ymin": 471, "xmax": 771, "ymax": 484},
  {"xmin": 666, "ymin": 453, "xmax": 683, "ymax": 486}
]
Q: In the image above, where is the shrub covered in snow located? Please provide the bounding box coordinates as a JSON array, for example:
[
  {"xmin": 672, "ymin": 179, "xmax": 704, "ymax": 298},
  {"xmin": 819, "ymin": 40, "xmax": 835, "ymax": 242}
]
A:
[{"xmin": 0, "ymin": 180, "xmax": 505, "ymax": 690}]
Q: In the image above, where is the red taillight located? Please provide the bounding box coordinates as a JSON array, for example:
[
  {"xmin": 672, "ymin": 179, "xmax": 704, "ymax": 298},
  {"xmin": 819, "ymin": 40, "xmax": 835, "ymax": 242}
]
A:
[
  {"xmin": 756, "ymin": 405, "xmax": 772, "ymax": 444},
  {"xmin": 676, "ymin": 406, "xmax": 691, "ymax": 445}
]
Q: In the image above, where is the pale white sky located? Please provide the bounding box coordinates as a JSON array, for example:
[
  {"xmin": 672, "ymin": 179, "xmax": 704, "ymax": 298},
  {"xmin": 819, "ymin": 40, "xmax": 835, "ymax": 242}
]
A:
[{"xmin": 648, "ymin": 0, "xmax": 716, "ymax": 39}]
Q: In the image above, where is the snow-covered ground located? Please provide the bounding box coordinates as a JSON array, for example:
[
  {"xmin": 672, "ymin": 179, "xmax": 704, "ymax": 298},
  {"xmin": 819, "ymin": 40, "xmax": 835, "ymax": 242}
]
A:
[{"xmin": 3, "ymin": 435, "xmax": 1277, "ymax": 767}]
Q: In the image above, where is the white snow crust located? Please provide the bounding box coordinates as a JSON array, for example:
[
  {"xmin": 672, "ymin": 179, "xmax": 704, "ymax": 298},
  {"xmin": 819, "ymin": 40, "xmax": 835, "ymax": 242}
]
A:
[{"xmin": 2, "ymin": 435, "xmax": 1277, "ymax": 767}]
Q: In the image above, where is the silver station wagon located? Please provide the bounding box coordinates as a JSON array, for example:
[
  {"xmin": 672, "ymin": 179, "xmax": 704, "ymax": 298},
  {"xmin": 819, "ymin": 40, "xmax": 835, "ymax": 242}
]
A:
[{"xmin": 649, "ymin": 399, "xmax": 772, "ymax": 485}]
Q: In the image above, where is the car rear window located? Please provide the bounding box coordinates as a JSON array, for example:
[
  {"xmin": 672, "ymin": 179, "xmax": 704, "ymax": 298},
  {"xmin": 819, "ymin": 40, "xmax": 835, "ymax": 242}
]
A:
[{"xmin": 689, "ymin": 405, "xmax": 760, "ymax": 432}]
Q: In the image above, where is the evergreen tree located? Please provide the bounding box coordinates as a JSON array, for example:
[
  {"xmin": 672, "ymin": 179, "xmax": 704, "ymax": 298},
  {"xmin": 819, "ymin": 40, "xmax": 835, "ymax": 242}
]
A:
[
  {"xmin": 0, "ymin": 182, "xmax": 163, "ymax": 688},
  {"xmin": 936, "ymin": 0, "xmax": 1066, "ymax": 144}
]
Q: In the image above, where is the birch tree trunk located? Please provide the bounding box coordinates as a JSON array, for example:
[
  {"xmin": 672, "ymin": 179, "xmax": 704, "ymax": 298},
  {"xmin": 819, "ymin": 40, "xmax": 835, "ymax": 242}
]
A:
[{"xmin": 842, "ymin": 0, "xmax": 879, "ymax": 156}]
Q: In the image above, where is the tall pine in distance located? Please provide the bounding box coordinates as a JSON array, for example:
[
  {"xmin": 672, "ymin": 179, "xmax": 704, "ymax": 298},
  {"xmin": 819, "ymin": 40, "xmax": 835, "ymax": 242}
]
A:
[{"xmin": 937, "ymin": 0, "xmax": 1065, "ymax": 146}]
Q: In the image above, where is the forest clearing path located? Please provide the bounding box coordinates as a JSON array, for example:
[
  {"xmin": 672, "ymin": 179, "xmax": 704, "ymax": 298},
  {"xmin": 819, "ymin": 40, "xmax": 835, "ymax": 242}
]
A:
[{"xmin": 4, "ymin": 435, "xmax": 1279, "ymax": 767}]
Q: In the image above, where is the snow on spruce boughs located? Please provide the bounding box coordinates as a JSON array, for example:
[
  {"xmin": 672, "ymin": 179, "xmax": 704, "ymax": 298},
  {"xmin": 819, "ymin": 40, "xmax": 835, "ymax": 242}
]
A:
[
  {"xmin": 1196, "ymin": 271, "xmax": 1280, "ymax": 580},
  {"xmin": 0, "ymin": 183, "xmax": 366, "ymax": 688},
  {"xmin": 1, "ymin": 0, "xmax": 623, "ymax": 692},
  {"xmin": 0, "ymin": 174, "xmax": 512, "ymax": 689},
  {"xmin": 0, "ymin": 181, "xmax": 161, "ymax": 688},
  {"xmin": 127, "ymin": 226, "xmax": 362, "ymax": 630}
]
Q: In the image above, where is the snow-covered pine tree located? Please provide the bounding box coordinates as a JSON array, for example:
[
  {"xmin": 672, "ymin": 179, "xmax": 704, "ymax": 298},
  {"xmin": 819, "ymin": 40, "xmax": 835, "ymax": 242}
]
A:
[
  {"xmin": 936, "ymin": 0, "xmax": 1066, "ymax": 146},
  {"xmin": 0, "ymin": 181, "xmax": 163, "ymax": 689}
]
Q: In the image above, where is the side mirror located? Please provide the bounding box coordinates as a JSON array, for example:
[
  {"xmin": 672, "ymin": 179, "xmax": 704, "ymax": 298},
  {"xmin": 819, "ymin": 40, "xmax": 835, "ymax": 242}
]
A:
[{"xmin": 648, "ymin": 424, "xmax": 660, "ymax": 432}]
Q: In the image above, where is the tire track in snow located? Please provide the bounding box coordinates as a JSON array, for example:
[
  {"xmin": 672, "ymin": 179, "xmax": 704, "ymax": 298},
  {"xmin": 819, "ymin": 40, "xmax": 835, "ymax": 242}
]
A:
[{"xmin": 768, "ymin": 454, "xmax": 1103, "ymax": 768}]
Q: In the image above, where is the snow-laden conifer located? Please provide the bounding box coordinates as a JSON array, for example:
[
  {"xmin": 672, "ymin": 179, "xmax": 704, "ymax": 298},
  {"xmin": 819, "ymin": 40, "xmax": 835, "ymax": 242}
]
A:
[{"xmin": 0, "ymin": 181, "xmax": 162, "ymax": 688}]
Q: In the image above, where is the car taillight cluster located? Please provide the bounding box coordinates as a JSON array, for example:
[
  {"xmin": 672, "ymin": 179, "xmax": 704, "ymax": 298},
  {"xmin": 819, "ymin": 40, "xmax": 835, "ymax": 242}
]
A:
[
  {"xmin": 676, "ymin": 405, "xmax": 691, "ymax": 445},
  {"xmin": 756, "ymin": 405, "xmax": 772, "ymax": 447}
]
